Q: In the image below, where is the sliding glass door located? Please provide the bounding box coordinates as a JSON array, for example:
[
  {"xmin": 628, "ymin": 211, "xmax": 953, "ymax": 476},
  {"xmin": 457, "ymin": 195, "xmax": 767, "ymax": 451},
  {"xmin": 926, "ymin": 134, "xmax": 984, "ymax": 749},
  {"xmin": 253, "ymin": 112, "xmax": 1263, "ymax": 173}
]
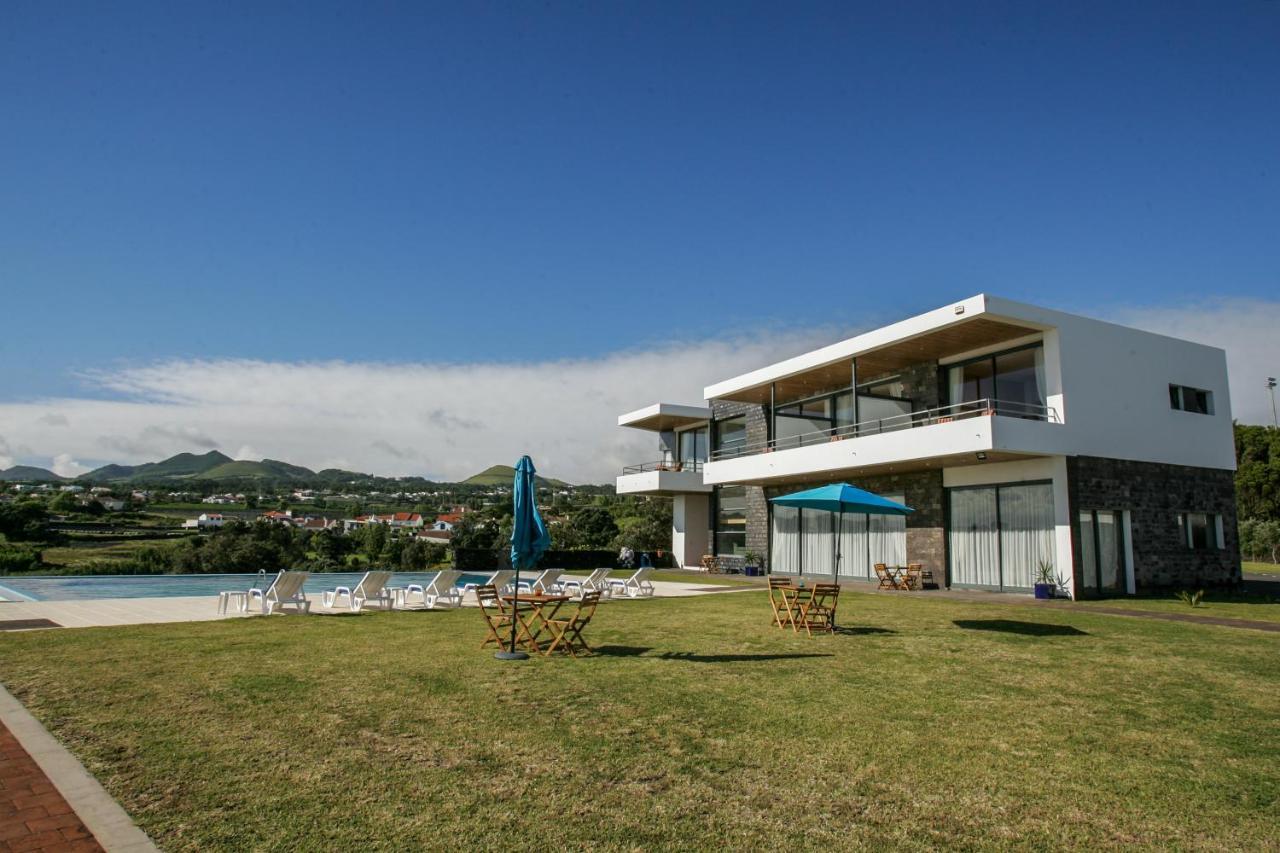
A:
[
  {"xmin": 948, "ymin": 482, "xmax": 1055, "ymax": 591},
  {"xmin": 770, "ymin": 494, "xmax": 906, "ymax": 578},
  {"xmin": 1078, "ymin": 509, "xmax": 1124, "ymax": 594}
]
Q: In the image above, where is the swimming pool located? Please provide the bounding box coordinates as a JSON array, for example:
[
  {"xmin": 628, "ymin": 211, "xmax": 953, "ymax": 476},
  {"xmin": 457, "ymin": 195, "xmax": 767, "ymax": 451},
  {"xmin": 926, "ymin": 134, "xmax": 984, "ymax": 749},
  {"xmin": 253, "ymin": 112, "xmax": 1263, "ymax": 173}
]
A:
[{"xmin": 0, "ymin": 571, "xmax": 498, "ymax": 602}]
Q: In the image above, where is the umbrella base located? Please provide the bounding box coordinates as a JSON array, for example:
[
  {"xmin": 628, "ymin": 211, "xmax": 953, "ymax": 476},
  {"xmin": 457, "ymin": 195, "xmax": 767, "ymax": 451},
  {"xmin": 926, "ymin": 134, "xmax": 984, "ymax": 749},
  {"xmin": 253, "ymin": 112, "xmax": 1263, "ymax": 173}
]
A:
[{"xmin": 495, "ymin": 650, "xmax": 529, "ymax": 661}]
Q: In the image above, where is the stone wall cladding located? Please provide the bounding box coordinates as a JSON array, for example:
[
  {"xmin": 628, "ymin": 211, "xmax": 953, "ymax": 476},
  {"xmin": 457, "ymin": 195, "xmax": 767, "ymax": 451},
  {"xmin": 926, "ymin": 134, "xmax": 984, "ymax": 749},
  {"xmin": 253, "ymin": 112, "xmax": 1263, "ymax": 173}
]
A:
[
  {"xmin": 710, "ymin": 400, "xmax": 770, "ymax": 559},
  {"xmin": 862, "ymin": 361, "xmax": 941, "ymax": 411},
  {"xmin": 1067, "ymin": 456, "xmax": 1240, "ymax": 590},
  {"xmin": 760, "ymin": 469, "xmax": 944, "ymax": 577}
]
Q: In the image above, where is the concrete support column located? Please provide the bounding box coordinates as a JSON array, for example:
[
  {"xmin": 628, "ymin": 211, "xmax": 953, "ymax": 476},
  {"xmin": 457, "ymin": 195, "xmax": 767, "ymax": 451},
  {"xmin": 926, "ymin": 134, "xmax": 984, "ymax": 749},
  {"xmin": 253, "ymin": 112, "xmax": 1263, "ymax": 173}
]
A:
[{"xmin": 672, "ymin": 494, "xmax": 710, "ymax": 568}]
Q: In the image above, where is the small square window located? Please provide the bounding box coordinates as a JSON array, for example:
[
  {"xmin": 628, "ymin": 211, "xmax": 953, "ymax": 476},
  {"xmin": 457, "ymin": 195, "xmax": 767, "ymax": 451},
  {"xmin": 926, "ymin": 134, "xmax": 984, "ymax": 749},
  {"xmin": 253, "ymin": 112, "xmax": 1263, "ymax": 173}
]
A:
[
  {"xmin": 1169, "ymin": 384, "xmax": 1213, "ymax": 415},
  {"xmin": 1181, "ymin": 512, "xmax": 1219, "ymax": 550}
]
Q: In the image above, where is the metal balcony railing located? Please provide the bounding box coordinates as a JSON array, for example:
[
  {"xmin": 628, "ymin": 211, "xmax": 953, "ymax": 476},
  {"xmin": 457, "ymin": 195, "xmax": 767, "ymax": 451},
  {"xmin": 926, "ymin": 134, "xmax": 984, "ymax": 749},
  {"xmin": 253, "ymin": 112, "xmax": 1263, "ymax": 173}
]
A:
[
  {"xmin": 621, "ymin": 459, "xmax": 706, "ymax": 475},
  {"xmin": 709, "ymin": 398, "xmax": 1059, "ymax": 461}
]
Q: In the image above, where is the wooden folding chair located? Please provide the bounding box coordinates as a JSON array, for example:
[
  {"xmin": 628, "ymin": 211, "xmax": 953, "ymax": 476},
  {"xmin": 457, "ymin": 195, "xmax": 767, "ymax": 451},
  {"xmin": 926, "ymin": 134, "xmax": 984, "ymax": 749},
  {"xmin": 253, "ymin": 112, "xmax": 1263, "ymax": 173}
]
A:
[
  {"xmin": 543, "ymin": 591, "xmax": 601, "ymax": 657},
  {"xmin": 902, "ymin": 563, "xmax": 923, "ymax": 591},
  {"xmin": 475, "ymin": 584, "xmax": 514, "ymax": 649},
  {"xmin": 768, "ymin": 576, "xmax": 797, "ymax": 628},
  {"xmin": 874, "ymin": 563, "xmax": 897, "ymax": 590},
  {"xmin": 795, "ymin": 583, "xmax": 839, "ymax": 636}
]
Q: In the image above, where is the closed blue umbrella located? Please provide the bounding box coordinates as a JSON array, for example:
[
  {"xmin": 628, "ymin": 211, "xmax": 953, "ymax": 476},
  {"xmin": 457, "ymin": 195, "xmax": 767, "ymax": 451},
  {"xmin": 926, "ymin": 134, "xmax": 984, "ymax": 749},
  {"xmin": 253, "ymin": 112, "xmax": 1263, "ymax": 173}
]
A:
[
  {"xmin": 770, "ymin": 484, "xmax": 913, "ymax": 618},
  {"xmin": 497, "ymin": 455, "xmax": 552, "ymax": 661}
]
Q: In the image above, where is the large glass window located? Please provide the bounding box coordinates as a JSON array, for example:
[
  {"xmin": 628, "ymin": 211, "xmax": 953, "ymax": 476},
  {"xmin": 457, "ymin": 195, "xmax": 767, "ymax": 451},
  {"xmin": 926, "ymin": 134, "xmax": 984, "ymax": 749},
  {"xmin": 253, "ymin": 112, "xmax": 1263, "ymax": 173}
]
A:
[
  {"xmin": 945, "ymin": 344, "xmax": 1046, "ymax": 416},
  {"xmin": 677, "ymin": 427, "xmax": 708, "ymax": 468},
  {"xmin": 774, "ymin": 398, "xmax": 833, "ymax": 448},
  {"xmin": 714, "ymin": 486, "xmax": 747, "ymax": 555},
  {"xmin": 713, "ymin": 416, "xmax": 748, "ymax": 456}
]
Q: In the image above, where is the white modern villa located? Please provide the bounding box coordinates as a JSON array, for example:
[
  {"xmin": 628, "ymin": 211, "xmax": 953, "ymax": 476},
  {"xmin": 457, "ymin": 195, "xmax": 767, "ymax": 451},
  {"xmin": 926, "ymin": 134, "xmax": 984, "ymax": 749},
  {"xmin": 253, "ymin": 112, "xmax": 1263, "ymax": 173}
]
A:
[{"xmin": 618, "ymin": 295, "xmax": 1240, "ymax": 598}]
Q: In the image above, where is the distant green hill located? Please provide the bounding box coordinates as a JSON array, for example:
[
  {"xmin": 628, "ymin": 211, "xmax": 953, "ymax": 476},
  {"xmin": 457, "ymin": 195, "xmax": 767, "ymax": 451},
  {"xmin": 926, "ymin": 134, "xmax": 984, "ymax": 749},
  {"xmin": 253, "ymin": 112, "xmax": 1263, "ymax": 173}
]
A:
[
  {"xmin": 0, "ymin": 465, "xmax": 65, "ymax": 482},
  {"xmin": 87, "ymin": 451, "xmax": 232, "ymax": 482},
  {"xmin": 463, "ymin": 464, "xmax": 569, "ymax": 488},
  {"xmin": 201, "ymin": 459, "xmax": 316, "ymax": 480}
]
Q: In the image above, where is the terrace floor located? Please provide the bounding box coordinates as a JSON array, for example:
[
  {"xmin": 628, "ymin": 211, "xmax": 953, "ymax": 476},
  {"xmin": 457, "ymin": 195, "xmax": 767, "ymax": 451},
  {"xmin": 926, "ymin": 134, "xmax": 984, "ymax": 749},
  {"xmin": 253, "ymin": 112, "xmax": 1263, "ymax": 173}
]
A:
[{"xmin": 0, "ymin": 580, "xmax": 750, "ymax": 630}]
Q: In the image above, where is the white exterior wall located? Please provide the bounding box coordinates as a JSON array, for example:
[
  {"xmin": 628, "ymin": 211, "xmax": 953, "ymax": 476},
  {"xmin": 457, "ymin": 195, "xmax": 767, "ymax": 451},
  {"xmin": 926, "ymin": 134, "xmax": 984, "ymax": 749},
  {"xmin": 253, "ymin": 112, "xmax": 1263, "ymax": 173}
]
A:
[
  {"xmin": 984, "ymin": 297, "xmax": 1234, "ymax": 471},
  {"xmin": 943, "ymin": 457, "xmax": 1076, "ymax": 599},
  {"xmin": 616, "ymin": 469, "xmax": 711, "ymax": 495},
  {"xmin": 672, "ymin": 494, "xmax": 710, "ymax": 569}
]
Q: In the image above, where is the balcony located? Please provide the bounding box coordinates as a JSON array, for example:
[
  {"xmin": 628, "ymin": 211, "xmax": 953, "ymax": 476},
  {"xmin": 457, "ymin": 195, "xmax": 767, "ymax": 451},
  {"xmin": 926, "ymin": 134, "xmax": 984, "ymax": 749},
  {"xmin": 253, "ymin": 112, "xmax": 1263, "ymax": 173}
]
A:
[
  {"xmin": 705, "ymin": 398, "xmax": 1063, "ymax": 485},
  {"xmin": 616, "ymin": 460, "xmax": 711, "ymax": 495}
]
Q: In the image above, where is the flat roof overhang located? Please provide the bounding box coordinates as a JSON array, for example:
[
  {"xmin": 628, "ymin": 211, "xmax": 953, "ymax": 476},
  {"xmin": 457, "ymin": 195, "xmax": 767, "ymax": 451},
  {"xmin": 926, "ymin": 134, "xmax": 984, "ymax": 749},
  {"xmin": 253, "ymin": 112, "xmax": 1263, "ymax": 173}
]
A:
[
  {"xmin": 704, "ymin": 295, "xmax": 1049, "ymax": 404},
  {"xmin": 707, "ymin": 449, "xmax": 1041, "ymax": 487},
  {"xmin": 618, "ymin": 403, "xmax": 712, "ymax": 432}
]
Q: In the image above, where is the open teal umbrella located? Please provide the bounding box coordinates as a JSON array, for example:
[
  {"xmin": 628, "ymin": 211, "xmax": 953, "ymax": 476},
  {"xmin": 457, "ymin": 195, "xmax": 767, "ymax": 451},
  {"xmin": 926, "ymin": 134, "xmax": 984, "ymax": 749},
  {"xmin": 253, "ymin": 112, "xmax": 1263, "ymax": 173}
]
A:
[
  {"xmin": 770, "ymin": 483, "xmax": 913, "ymax": 591},
  {"xmin": 497, "ymin": 455, "xmax": 551, "ymax": 661}
]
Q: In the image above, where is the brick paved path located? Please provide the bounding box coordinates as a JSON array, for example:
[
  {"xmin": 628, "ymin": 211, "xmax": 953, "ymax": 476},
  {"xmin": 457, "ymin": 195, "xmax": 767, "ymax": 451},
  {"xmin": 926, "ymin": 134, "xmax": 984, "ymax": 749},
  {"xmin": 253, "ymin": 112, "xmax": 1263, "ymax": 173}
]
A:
[{"xmin": 0, "ymin": 720, "xmax": 102, "ymax": 852}]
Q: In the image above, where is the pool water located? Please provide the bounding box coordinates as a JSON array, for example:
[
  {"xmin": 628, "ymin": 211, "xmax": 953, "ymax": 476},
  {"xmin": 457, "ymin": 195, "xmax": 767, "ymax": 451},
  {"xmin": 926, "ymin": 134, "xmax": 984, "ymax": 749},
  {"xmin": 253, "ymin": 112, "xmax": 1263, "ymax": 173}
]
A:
[{"xmin": 0, "ymin": 571, "xmax": 499, "ymax": 602}]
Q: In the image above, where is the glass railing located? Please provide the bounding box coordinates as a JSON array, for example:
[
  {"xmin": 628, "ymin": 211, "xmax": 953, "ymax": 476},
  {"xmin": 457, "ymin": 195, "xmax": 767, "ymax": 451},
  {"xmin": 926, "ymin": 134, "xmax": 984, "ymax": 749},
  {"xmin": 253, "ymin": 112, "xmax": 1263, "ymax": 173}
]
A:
[
  {"xmin": 709, "ymin": 398, "xmax": 1059, "ymax": 461},
  {"xmin": 621, "ymin": 459, "xmax": 706, "ymax": 475}
]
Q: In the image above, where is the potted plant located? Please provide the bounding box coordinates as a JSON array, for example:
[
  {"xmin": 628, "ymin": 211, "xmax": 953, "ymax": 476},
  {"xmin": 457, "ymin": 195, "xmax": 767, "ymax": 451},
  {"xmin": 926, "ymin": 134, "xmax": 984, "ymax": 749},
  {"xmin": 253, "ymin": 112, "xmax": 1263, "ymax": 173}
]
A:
[
  {"xmin": 743, "ymin": 551, "xmax": 762, "ymax": 577},
  {"xmin": 1033, "ymin": 559, "xmax": 1056, "ymax": 599}
]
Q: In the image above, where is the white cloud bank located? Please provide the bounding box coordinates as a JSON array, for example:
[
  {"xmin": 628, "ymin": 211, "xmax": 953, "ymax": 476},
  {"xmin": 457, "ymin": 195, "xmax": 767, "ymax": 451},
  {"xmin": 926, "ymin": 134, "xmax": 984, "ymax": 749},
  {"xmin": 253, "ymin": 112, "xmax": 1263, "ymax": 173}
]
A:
[
  {"xmin": 2, "ymin": 298, "xmax": 1276, "ymax": 484},
  {"xmin": 0, "ymin": 331, "xmax": 830, "ymax": 484}
]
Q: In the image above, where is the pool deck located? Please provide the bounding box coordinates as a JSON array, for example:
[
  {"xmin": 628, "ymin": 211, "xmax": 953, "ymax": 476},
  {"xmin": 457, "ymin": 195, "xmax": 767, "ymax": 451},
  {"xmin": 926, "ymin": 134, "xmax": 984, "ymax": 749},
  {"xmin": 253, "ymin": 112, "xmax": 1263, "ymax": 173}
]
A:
[{"xmin": 0, "ymin": 580, "xmax": 750, "ymax": 630}]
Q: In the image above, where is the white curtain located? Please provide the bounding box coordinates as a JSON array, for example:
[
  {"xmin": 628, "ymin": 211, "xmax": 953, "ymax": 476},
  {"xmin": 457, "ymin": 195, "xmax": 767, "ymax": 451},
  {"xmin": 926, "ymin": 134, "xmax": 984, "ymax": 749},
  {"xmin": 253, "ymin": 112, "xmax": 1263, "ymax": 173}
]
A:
[
  {"xmin": 801, "ymin": 509, "xmax": 835, "ymax": 577},
  {"xmin": 1033, "ymin": 346, "xmax": 1047, "ymax": 409},
  {"xmin": 838, "ymin": 512, "xmax": 869, "ymax": 578},
  {"xmin": 997, "ymin": 483, "xmax": 1055, "ymax": 589},
  {"xmin": 949, "ymin": 488, "xmax": 1000, "ymax": 587},
  {"xmin": 771, "ymin": 505, "xmax": 799, "ymax": 575},
  {"xmin": 1097, "ymin": 511, "xmax": 1120, "ymax": 590},
  {"xmin": 1079, "ymin": 511, "xmax": 1097, "ymax": 590},
  {"xmin": 869, "ymin": 493, "xmax": 907, "ymax": 567}
]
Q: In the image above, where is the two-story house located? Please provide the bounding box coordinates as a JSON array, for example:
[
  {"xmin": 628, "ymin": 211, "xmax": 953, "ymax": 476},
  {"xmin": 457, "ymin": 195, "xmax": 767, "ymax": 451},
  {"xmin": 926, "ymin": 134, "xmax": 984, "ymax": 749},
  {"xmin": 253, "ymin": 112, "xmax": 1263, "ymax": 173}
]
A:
[{"xmin": 617, "ymin": 295, "xmax": 1240, "ymax": 597}]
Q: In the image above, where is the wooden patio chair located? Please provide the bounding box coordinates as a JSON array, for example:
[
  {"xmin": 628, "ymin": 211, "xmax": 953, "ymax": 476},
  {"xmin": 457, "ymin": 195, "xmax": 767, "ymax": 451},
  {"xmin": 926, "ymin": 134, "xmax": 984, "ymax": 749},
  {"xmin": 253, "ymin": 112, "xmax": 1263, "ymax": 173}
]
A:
[
  {"xmin": 795, "ymin": 583, "xmax": 839, "ymax": 636},
  {"xmin": 874, "ymin": 564, "xmax": 897, "ymax": 590},
  {"xmin": 768, "ymin": 576, "xmax": 797, "ymax": 628},
  {"xmin": 902, "ymin": 563, "xmax": 924, "ymax": 590},
  {"xmin": 543, "ymin": 591, "xmax": 602, "ymax": 657},
  {"xmin": 475, "ymin": 584, "xmax": 514, "ymax": 649}
]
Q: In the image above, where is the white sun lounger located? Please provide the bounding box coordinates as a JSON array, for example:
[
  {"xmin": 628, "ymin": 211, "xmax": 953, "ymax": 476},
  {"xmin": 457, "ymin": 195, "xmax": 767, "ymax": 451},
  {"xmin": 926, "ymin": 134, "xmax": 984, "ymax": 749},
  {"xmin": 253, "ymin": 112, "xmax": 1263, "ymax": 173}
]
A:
[
  {"xmin": 321, "ymin": 570, "xmax": 394, "ymax": 612},
  {"xmin": 607, "ymin": 567, "xmax": 655, "ymax": 599},
  {"xmin": 401, "ymin": 569, "xmax": 463, "ymax": 609},
  {"xmin": 461, "ymin": 570, "xmax": 515, "ymax": 601},
  {"xmin": 517, "ymin": 569, "xmax": 564, "ymax": 594},
  {"xmin": 248, "ymin": 570, "xmax": 312, "ymax": 615},
  {"xmin": 559, "ymin": 568, "xmax": 613, "ymax": 599}
]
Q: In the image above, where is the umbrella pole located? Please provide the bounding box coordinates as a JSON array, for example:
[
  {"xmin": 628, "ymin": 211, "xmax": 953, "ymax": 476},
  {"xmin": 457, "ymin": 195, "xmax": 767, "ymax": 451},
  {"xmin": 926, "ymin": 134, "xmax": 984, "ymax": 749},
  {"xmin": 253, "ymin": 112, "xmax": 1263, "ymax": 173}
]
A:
[
  {"xmin": 497, "ymin": 563, "xmax": 529, "ymax": 660},
  {"xmin": 508, "ymin": 567, "xmax": 520, "ymax": 653},
  {"xmin": 833, "ymin": 508, "xmax": 842, "ymax": 629}
]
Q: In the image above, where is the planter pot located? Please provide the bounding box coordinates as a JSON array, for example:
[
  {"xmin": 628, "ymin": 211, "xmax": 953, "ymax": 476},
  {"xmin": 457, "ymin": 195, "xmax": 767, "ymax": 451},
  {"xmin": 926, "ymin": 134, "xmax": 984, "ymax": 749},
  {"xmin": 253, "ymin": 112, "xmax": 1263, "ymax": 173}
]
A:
[
  {"xmin": 744, "ymin": 565, "xmax": 761, "ymax": 577},
  {"xmin": 1033, "ymin": 583, "xmax": 1055, "ymax": 600}
]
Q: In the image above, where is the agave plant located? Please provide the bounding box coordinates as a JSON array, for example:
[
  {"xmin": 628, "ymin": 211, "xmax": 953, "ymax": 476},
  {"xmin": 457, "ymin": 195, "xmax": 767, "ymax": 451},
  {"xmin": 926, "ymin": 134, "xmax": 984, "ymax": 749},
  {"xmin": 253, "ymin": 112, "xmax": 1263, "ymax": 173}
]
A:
[{"xmin": 1177, "ymin": 589, "xmax": 1205, "ymax": 608}]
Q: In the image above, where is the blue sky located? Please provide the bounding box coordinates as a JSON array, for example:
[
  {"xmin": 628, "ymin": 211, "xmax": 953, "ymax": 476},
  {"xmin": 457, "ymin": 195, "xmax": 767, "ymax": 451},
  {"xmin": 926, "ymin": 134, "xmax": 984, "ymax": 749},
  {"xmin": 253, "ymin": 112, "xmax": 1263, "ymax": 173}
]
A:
[{"xmin": 1, "ymin": 2, "xmax": 1278, "ymax": 478}]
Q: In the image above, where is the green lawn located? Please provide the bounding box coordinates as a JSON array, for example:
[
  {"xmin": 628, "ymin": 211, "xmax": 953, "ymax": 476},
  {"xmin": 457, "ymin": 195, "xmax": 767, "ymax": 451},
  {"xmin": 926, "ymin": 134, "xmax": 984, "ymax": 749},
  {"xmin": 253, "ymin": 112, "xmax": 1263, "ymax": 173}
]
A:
[
  {"xmin": 1244, "ymin": 560, "xmax": 1280, "ymax": 577},
  {"xmin": 1062, "ymin": 591, "xmax": 1280, "ymax": 624},
  {"xmin": 39, "ymin": 539, "xmax": 171, "ymax": 568},
  {"xmin": 1, "ymin": 593, "xmax": 1277, "ymax": 850}
]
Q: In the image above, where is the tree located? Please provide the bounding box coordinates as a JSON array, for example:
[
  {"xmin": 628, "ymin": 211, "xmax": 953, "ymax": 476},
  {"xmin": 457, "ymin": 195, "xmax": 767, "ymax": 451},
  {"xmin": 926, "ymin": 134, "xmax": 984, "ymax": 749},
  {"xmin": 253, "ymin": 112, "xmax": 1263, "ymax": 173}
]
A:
[
  {"xmin": 561, "ymin": 506, "xmax": 619, "ymax": 550},
  {"xmin": 451, "ymin": 515, "xmax": 500, "ymax": 550},
  {"xmin": 1234, "ymin": 424, "xmax": 1280, "ymax": 521},
  {"xmin": 50, "ymin": 491, "xmax": 79, "ymax": 514},
  {"xmin": 0, "ymin": 501, "xmax": 51, "ymax": 542}
]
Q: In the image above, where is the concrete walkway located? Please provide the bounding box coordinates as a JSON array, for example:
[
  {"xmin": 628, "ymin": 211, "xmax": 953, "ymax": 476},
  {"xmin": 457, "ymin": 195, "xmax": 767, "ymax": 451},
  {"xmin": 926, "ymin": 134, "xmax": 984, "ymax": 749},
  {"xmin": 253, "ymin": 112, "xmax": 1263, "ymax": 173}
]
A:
[{"xmin": 0, "ymin": 686, "xmax": 156, "ymax": 852}]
